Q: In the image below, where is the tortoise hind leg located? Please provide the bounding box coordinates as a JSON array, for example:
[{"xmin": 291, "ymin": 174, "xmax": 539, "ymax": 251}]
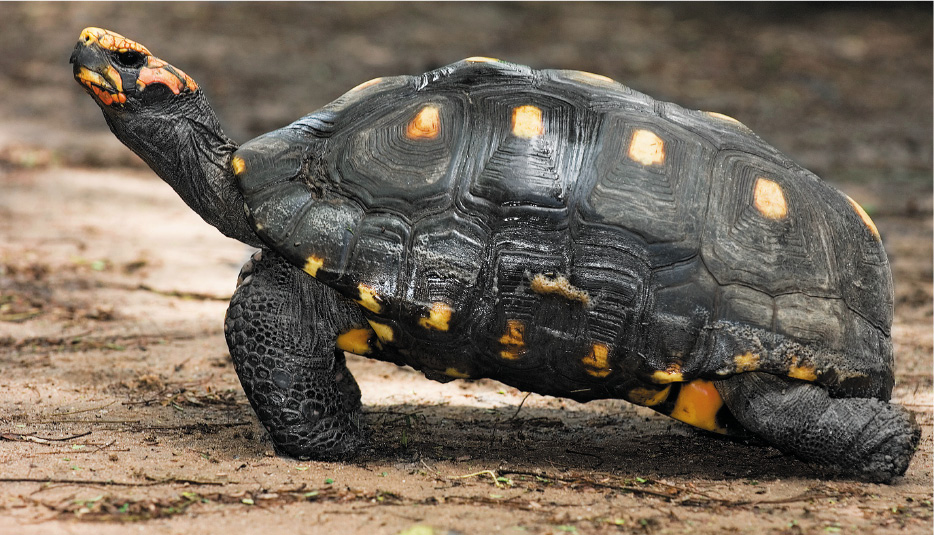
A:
[
  {"xmin": 224, "ymin": 250, "xmax": 368, "ymax": 459},
  {"xmin": 715, "ymin": 372, "xmax": 920, "ymax": 483}
]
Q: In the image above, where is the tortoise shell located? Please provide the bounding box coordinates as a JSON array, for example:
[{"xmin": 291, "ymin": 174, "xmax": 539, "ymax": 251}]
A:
[{"xmin": 233, "ymin": 58, "xmax": 893, "ymax": 434}]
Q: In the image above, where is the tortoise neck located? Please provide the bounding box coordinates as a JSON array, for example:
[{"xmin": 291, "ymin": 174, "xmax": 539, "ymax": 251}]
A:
[{"xmin": 103, "ymin": 92, "xmax": 263, "ymax": 248}]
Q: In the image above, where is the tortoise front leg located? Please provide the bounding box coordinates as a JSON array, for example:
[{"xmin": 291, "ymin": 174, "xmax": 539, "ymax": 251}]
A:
[
  {"xmin": 715, "ymin": 372, "xmax": 920, "ymax": 483},
  {"xmin": 224, "ymin": 250, "xmax": 368, "ymax": 459}
]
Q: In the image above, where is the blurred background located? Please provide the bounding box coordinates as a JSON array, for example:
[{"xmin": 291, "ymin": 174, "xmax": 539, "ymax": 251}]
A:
[{"xmin": 0, "ymin": 1, "xmax": 930, "ymax": 189}]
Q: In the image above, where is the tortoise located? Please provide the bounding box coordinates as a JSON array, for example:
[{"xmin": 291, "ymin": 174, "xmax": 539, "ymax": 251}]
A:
[{"xmin": 71, "ymin": 27, "xmax": 919, "ymax": 482}]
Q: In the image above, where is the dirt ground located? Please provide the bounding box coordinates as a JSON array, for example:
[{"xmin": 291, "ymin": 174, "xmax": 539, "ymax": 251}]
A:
[{"xmin": 0, "ymin": 3, "xmax": 931, "ymax": 534}]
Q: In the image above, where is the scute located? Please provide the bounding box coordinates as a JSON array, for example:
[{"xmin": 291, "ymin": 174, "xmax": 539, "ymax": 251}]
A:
[
  {"xmin": 581, "ymin": 114, "xmax": 716, "ymax": 265},
  {"xmin": 463, "ymin": 92, "xmax": 591, "ymax": 216},
  {"xmin": 333, "ymin": 94, "xmax": 466, "ymax": 216},
  {"xmin": 407, "ymin": 211, "xmax": 487, "ymax": 319},
  {"xmin": 701, "ymin": 151, "xmax": 837, "ymax": 296}
]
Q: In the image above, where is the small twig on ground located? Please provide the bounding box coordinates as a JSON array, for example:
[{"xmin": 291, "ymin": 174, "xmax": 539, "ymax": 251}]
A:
[
  {"xmin": 419, "ymin": 458, "xmax": 439, "ymax": 476},
  {"xmin": 0, "ymin": 475, "xmax": 229, "ymax": 487},
  {"xmin": 449, "ymin": 469, "xmax": 507, "ymax": 488},
  {"xmin": 30, "ymin": 418, "xmax": 252, "ymax": 430},
  {"xmin": 565, "ymin": 448, "xmax": 605, "ymax": 468},
  {"xmin": 134, "ymin": 283, "xmax": 231, "ymax": 302},
  {"xmin": 54, "ymin": 401, "xmax": 117, "ymax": 416},
  {"xmin": 1, "ymin": 431, "xmax": 92, "ymax": 444},
  {"xmin": 140, "ymin": 473, "xmax": 232, "ymax": 486},
  {"xmin": 509, "ymin": 392, "xmax": 533, "ymax": 421}
]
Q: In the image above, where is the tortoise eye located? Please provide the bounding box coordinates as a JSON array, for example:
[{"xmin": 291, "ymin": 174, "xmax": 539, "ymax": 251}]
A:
[{"xmin": 114, "ymin": 50, "xmax": 146, "ymax": 69}]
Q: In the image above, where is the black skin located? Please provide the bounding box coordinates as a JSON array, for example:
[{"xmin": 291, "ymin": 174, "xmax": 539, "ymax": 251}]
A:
[{"xmin": 71, "ymin": 30, "xmax": 920, "ymax": 482}]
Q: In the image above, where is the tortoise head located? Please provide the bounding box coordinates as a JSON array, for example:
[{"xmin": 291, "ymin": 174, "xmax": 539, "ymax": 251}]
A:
[
  {"xmin": 69, "ymin": 27, "xmax": 264, "ymax": 248},
  {"xmin": 70, "ymin": 27, "xmax": 199, "ymax": 109}
]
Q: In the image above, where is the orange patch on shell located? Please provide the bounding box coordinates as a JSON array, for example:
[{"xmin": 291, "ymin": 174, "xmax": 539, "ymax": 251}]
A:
[
  {"xmin": 511, "ymin": 105, "xmax": 545, "ymax": 139},
  {"xmin": 581, "ymin": 343, "xmax": 612, "ymax": 378},
  {"xmin": 705, "ymin": 111, "xmax": 747, "ymax": 128},
  {"xmin": 464, "ymin": 56, "xmax": 501, "ymax": 63},
  {"xmin": 628, "ymin": 384, "xmax": 671, "ymax": 407},
  {"xmin": 335, "ymin": 328, "xmax": 373, "ymax": 355},
  {"xmin": 628, "ymin": 129, "xmax": 665, "ymax": 166},
  {"xmin": 406, "ymin": 105, "xmax": 441, "ymax": 140},
  {"xmin": 418, "ymin": 301, "xmax": 453, "ymax": 331},
  {"xmin": 231, "ymin": 156, "xmax": 246, "ymax": 176},
  {"xmin": 366, "ymin": 319, "xmax": 394, "ymax": 344},
  {"xmin": 355, "ymin": 284, "xmax": 382, "ymax": 313},
  {"xmin": 529, "ymin": 273, "xmax": 590, "ymax": 306},
  {"xmin": 787, "ymin": 357, "xmax": 818, "ymax": 382},
  {"xmin": 733, "ymin": 352, "xmax": 760, "ymax": 372},
  {"xmin": 302, "ymin": 256, "xmax": 324, "ymax": 277},
  {"xmin": 498, "ymin": 319, "xmax": 526, "ymax": 360},
  {"xmin": 846, "ymin": 195, "xmax": 881, "ymax": 239},
  {"xmin": 578, "ymin": 71, "xmax": 615, "ymax": 84},
  {"xmin": 670, "ymin": 379, "xmax": 726, "ymax": 433},
  {"xmin": 753, "ymin": 177, "xmax": 788, "ymax": 220},
  {"xmin": 350, "ymin": 77, "xmax": 383, "ymax": 92},
  {"xmin": 650, "ymin": 362, "xmax": 684, "ymax": 384}
]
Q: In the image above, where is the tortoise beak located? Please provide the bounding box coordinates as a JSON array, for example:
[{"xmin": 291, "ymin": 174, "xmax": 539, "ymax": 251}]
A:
[{"xmin": 71, "ymin": 28, "xmax": 131, "ymax": 106}]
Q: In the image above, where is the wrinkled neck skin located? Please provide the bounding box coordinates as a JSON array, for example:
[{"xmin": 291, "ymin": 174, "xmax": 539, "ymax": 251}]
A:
[{"xmin": 101, "ymin": 91, "xmax": 263, "ymax": 248}]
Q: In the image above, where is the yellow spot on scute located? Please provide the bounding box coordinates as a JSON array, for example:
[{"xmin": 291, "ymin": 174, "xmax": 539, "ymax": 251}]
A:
[
  {"xmin": 511, "ymin": 105, "xmax": 545, "ymax": 139},
  {"xmin": 464, "ymin": 56, "xmax": 501, "ymax": 63},
  {"xmin": 336, "ymin": 328, "xmax": 372, "ymax": 355},
  {"xmin": 231, "ymin": 156, "xmax": 246, "ymax": 176},
  {"xmin": 753, "ymin": 177, "xmax": 788, "ymax": 220},
  {"xmin": 628, "ymin": 129, "xmax": 665, "ymax": 166},
  {"xmin": 302, "ymin": 256, "xmax": 324, "ymax": 277},
  {"xmin": 366, "ymin": 319, "xmax": 394, "ymax": 344},
  {"xmin": 529, "ymin": 273, "xmax": 590, "ymax": 307},
  {"xmin": 419, "ymin": 301, "xmax": 453, "ymax": 331},
  {"xmin": 356, "ymin": 284, "xmax": 382, "ymax": 313},
  {"xmin": 733, "ymin": 352, "xmax": 760, "ymax": 372},
  {"xmin": 705, "ymin": 111, "xmax": 747, "ymax": 129},
  {"xmin": 581, "ymin": 343, "xmax": 612, "ymax": 378},
  {"xmin": 498, "ymin": 319, "xmax": 526, "ymax": 360},
  {"xmin": 350, "ymin": 77, "xmax": 383, "ymax": 92},
  {"xmin": 846, "ymin": 195, "xmax": 881, "ymax": 240},
  {"xmin": 628, "ymin": 385, "xmax": 671, "ymax": 407},
  {"xmin": 787, "ymin": 357, "xmax": 818, "ymax": 382},
  {"xmin": 578, "ymin": 71, "xmax": 615, "ymax": 84},
  {"xmin": 650, "ymin": 364, "xmax": 684, "ymax": 384}
]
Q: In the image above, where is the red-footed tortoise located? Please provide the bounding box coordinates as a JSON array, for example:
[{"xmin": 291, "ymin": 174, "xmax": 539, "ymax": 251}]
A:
[{"xmin": 71, "ymin": 28, "xmax": 919, "ymax": 482}]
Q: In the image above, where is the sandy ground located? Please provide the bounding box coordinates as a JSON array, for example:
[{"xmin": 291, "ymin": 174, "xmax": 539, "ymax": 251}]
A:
[{"xmin": 0, "ymin": 3, "xmax": 931, "ymax": 534}]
